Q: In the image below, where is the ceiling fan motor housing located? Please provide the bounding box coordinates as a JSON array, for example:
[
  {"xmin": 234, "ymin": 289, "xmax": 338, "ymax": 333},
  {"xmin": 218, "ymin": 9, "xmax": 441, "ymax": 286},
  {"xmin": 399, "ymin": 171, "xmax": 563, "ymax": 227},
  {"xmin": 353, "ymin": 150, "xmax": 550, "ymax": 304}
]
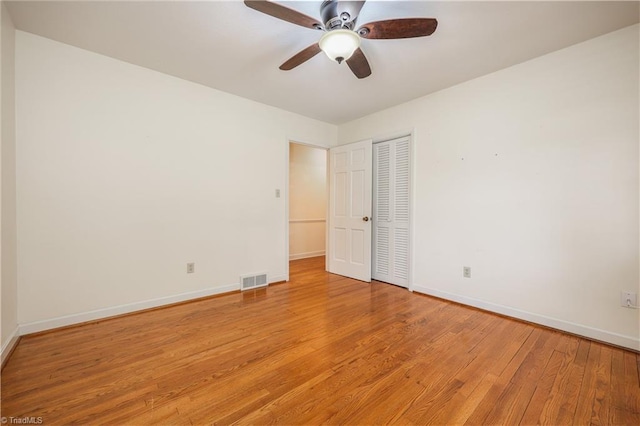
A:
[{"xmin": 320, "ymin": 0, "xmax": 364, "ymax": 30}]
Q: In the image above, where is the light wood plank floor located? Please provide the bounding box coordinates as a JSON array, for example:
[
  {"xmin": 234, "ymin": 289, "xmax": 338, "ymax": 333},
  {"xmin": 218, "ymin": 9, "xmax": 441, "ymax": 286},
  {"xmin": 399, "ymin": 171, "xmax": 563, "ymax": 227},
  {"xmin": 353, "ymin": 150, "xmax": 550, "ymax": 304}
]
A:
[{"xmin": 2, "ymin": 256, "xmax": 639, "ymax": 425}]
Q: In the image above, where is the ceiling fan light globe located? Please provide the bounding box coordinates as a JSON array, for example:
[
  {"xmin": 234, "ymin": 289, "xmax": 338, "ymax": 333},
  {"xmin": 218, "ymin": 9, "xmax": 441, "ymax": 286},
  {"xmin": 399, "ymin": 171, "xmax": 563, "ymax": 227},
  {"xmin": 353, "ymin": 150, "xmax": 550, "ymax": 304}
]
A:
[{"xmin": 319, "ymin": 29, "xmax": 360, "ymax": 63}]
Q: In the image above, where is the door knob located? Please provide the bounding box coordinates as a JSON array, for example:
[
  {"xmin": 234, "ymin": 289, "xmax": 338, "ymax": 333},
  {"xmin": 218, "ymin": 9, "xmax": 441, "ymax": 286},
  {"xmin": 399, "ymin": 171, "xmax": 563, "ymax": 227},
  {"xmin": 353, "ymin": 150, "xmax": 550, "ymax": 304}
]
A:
[{"xmin": 363, "ymin": 216, "xmax": 369, "ymax": 222}]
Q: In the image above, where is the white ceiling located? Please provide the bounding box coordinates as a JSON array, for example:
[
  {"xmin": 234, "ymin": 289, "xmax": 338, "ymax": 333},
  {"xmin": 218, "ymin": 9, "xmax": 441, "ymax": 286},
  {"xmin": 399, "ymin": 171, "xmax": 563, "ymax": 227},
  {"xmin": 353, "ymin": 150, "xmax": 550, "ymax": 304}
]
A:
[{"xmin": 6, "ymin": 1, "xmax": 639, "ymax": 124}]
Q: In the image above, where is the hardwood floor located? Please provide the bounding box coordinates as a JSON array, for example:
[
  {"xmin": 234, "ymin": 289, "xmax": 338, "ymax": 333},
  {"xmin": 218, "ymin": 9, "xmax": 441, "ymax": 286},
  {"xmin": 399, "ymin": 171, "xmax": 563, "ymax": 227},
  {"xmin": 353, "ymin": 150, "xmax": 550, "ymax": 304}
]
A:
[{"xmin": 2, "ymin": 256, "xmax": 639, "ymax": 425}]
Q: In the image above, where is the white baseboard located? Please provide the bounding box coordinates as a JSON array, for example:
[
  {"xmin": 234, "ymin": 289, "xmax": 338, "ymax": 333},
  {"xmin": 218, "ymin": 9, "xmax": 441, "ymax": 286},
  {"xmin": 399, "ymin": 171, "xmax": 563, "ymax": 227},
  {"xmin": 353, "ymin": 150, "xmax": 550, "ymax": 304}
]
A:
[
  {"xmin": 413, "ymin": 285, "xmax": 640, "ymax": 352},
  {"xmin": 270, "ymin": 274, "xmax": 287, "ymax": 283},
  {"xmin": 20, "ymin": 284, "xmax": 240, "ymax": 336},
  {"xmin": 1, "ymin": 326, "xmax": 20, "ymax": 366},
  {"xmin": 289, "ymin": 251, "xmax": 325, "ymax": 261},
  {"xmin": 13, "ymin": 281, "xmax": 638, "ymax": 351}
]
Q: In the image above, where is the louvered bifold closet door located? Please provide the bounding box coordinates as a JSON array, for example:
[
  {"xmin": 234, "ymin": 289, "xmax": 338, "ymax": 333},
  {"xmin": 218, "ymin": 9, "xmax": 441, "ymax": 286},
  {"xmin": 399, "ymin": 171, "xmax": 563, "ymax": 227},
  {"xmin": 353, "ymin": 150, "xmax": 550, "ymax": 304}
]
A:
[{"xmin": 372, "ymin": 136, "xmax": 410, "ymax": 287}]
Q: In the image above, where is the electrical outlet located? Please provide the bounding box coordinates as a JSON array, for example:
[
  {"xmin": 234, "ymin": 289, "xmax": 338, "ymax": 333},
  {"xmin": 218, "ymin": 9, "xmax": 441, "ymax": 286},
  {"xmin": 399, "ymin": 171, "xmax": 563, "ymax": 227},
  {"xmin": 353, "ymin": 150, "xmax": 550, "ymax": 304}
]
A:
[
  {"xmin": 275, "ymin": 189, "xmax": 280, "ymax": 198},
  {"xmin": 463, "ymin": 266, "xmax": 471, "ymax": 278},
  {"xmin": 187, "ymin": 263, "xmax": 195, "ymax": 274},
  {"xmin": 620, "ymin": 292, "xmax": 637, "ymax": 308}
]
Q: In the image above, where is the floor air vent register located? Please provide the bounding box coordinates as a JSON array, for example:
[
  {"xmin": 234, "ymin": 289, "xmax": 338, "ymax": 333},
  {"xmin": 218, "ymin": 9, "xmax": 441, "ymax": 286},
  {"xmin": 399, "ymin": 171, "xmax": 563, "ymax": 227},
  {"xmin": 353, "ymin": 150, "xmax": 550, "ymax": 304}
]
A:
[{"xmin": 240, "ymin": 273, "xmax": 268, "ymax": 291}]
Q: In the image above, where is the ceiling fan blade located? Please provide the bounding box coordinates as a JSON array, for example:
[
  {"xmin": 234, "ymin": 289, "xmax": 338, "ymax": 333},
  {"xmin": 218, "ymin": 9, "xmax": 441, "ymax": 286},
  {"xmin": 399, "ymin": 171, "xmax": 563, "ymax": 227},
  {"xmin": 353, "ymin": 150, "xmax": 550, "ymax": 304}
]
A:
[
  {"xmin": 346, "ymin": 48, "xmax": 371, "ymax": 79},
  {"xmin": 244, "ymin": 1, "xmax": 322, "ymax": 30},
  {"xmin": 357, "ymin": 18, "xmax": 438, "ymax": 39},
  {"xmin": 280, "ymin": 43, "xmax": 322, "ymax": 71}
]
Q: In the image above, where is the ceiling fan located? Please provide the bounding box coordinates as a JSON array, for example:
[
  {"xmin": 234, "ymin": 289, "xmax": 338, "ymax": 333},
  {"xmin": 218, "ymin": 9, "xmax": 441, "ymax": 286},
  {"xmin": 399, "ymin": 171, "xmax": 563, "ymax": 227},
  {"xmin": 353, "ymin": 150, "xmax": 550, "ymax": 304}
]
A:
[{"xmin": 244, "ymin": 0, "xmax": 438, "ymax": 79}]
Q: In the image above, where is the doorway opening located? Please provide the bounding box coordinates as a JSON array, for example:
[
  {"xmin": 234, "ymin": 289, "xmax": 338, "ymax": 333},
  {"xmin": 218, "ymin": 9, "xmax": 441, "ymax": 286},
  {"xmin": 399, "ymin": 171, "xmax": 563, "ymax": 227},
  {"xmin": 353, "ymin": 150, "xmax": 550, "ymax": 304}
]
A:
[{"xmin": 288, "ymin": 142, "xmax": 328, "ymax": 263}]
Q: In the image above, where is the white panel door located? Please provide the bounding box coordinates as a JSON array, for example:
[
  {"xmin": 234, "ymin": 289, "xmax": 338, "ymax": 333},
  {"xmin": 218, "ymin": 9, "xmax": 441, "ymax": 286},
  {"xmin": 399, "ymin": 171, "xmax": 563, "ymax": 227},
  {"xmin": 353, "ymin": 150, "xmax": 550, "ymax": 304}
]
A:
[
  {"xmin": 373, "ymin": 136, "xmax": 410, "ymax": 287},
  {"xmin": 328, "ymin": 140, "xmax": 372, "ymax": 282}
]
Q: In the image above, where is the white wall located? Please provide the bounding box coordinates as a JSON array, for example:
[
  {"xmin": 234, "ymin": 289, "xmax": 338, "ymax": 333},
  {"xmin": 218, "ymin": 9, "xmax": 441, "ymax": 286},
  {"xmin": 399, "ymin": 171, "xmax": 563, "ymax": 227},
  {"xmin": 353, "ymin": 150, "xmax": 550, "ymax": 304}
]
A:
[
  {"xmin": 1, "ymin": 1, "xmax": 18, "ymax": 362},
  {"xmin": 15, "ymin": 31, "xmax": 337, "ymax": 331},
  {"xmin": 339, "ymin": 24, "xmax": 640, "ymax": 350},
  {"xmin": 289, "ymin": 143, "xmax": 326, "ymax": 260}
]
